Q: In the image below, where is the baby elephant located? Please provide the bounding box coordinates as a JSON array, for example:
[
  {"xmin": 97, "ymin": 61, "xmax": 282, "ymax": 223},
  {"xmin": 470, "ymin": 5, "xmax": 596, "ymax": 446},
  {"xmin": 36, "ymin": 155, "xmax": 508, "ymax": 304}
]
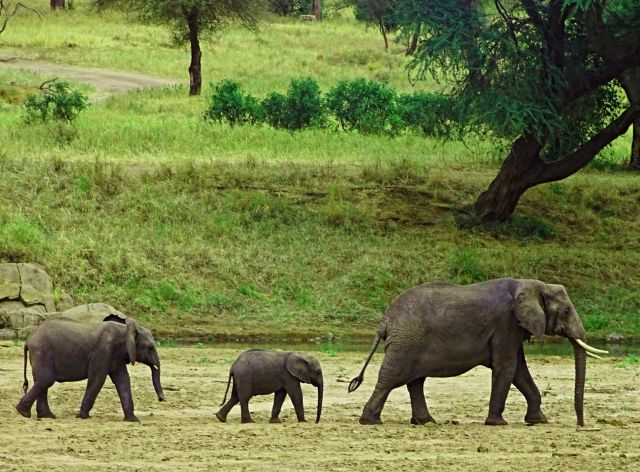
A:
[{"xmin": 216, "ymin": 349, "xmax": 323, "ymax": 424}]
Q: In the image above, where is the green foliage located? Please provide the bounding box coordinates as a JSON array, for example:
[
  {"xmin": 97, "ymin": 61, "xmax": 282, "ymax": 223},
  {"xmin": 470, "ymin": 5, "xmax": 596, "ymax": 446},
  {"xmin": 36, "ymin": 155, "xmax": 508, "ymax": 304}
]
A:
[
  {"xmin": 325, "ymin": 78, "xmax": 399, "ymax": 134},
  {"xmin": 262, "ymin": 91, "xmax": 289, "ymax": 129},
  {"xmin": 268, "ymin": 0, "xmax": 309, "ymax": 16},
  {"xmin": 396, "ymin": 91, "xmax": 453, "ymax": 137},
  {"xmin": 203, "ymin": 80, "xmax": 262, "ymax": 126},
  {"xmin": 23, "ymin": 80, "xmax": 89, "ymax": 123},
  {"xmin": 283, "ymin": 77, "xmax": 325, "ymax": 130}
]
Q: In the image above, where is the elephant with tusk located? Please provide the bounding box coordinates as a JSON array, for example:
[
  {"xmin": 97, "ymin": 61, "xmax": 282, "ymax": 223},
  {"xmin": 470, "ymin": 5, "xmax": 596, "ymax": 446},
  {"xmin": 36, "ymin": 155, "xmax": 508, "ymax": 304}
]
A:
[{"xmin": 349, "ymin": 278, "xmax": 607, "ymax": 427}]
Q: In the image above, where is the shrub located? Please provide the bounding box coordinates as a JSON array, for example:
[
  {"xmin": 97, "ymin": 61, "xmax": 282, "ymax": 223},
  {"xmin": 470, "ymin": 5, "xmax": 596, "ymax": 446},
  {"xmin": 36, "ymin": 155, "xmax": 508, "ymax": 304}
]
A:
[
  {"xmin": 325, "ymin": 78, "xmax": 399, "ymax": 134},
  {"xmin": 203, "ymin": 80, "xmax": 262, "ymax": 126},
  {"xmin": 24, "ymin": 80, "xmax": 89, "ymax": 123},
  {"xmin": 262, "ymin": 92, "xmax": 288, "ymax": 129},
  {"xmin": 268, "ymin": 0, "xmax": 309, "ymax": 16},
  {"xmin": 262, "ymin": 77, "xmax": 325, "ymax": 131},
  {"xmin": 396, "ymin": 92, "xmax": 453, "ymax": 137}
]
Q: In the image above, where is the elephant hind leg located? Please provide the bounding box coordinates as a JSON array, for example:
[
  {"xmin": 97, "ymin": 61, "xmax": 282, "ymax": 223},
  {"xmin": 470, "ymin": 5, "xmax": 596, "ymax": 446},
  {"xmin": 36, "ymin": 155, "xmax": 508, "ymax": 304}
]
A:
[
  {"xmin": 17, "ymin": 377, "xmax": 54, "ymax": 418},
  {"xmin": 360, "ymin": 357, "xmax": 408, "ymax": 425},
  {"xmin": 407, "ymin": 377, "xmax": 436, "ymax": 425},
  {"xmin": 36, "ymin": 388, "xmax": 56, "ymax": 419},
  {"xmin": 216, "ymin": 388, "xmax": 239, "ymax": 423}
]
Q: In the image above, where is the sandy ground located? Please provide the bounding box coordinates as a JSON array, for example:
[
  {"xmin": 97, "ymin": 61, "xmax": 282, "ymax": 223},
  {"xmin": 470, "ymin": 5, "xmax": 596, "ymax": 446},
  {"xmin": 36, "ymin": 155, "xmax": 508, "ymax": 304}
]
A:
[
  {"xmin": 0, "ymin": 342, "xmax": 638, "ymax": 471},
  {"xmin": 0, "ymin": 58, "xmax": 179, "ymax": 99}
]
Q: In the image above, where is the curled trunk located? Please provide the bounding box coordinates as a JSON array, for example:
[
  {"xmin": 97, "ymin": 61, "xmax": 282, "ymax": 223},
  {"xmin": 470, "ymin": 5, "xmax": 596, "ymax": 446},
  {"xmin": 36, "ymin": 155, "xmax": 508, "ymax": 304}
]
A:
[
  {"xmin": 316, "ymin": 383, "xmax": 323, "ymax": 423},
  {"xmin": 572, "ymin": 341, "xmax": 586, "ymax": 426}
]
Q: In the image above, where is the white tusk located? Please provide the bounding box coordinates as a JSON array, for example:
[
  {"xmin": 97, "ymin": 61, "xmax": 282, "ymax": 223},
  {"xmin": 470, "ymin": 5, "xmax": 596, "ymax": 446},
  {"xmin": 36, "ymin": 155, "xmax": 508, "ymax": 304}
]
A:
[
  {"xmin": 574, "ymin": 338, "xmax": 609, "ymax": 355},
  {"xmin": 585, "ymin": 352, "xmax": 602, "ymax": 360}
]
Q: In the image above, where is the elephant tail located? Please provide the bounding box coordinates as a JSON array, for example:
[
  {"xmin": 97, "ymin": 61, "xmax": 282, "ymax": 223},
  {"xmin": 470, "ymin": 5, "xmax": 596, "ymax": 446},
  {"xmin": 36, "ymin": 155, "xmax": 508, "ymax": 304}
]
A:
[
  {"xmin": 22, "ymin": 343, "xmax": 29, "ymax": 394},
  {"xmin": 348, "ymin": 321, "xmax": 386, "ymax": 393},
  {"xmin": 220, "ymin": 371, "xmax": 233, "ymax": 406}
]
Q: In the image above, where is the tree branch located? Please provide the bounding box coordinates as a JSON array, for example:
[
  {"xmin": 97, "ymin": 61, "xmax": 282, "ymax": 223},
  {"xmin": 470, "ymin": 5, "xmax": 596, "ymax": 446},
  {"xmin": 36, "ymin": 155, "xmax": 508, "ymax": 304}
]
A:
[{"xmin": 541, "ymin": 104, "xmax": 640, "ymax": 182}]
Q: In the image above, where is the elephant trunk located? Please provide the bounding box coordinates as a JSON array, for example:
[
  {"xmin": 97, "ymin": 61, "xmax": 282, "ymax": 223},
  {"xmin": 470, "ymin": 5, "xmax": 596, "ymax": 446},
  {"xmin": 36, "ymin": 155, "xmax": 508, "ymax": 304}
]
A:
[
  {"xmin": 316, "ymin": 381, "xmax": 323, "ymax": 423},
  {"xmin": 571, "ymin": 340, "xmax": 586, "ymax": 427},
  {"xmin": 151, "ymin": 364, "xmax": 165, "ymax": 402}
]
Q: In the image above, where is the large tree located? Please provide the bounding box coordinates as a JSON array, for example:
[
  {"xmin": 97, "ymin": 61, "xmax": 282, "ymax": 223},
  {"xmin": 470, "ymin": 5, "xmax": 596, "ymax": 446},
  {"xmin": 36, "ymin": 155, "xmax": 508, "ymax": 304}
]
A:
[
  {"xmin": 396, "ymin": 0, "xmax": 640, "ymax": 221},
  {"xmin": 95, "ymin": 1, "xmax": 263, "ymax": 96}
]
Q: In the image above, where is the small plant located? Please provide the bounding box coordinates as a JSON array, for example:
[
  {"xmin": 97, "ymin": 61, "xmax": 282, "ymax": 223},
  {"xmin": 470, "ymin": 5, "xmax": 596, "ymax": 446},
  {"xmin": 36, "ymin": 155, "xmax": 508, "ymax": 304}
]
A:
[
  {"xmin": 195, "ymin": 342, "xmax": 206, "ymax": 349},
  {"xmin": 325, "ymin": 78, "xmax": 399, "ymax": 135},
  {"xmin": 203, "ymin": 80, "xmax": 262, "ymax": 126},
  {"xmin": 262, "ymin": 91, "xmax": 288, "ymax": 129},
  {"xmin": 24, "ymin": 79, "xmax": 89, "ymax": 123}
]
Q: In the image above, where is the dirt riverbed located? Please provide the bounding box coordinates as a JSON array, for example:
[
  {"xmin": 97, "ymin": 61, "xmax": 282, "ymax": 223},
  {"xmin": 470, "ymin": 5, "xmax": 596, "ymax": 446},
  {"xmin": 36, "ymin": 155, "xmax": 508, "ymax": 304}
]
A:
[{"xmin": 0, "ymin": 343, "xmax": 638, "ymax": 471}]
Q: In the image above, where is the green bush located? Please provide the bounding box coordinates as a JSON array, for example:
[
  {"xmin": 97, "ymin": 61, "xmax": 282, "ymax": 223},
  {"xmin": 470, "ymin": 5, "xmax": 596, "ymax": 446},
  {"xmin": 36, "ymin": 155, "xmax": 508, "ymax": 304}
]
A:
[
  {"xmin": 397, "ymin": 92, "xmax": 453, "ymax": 137},
  {"xmin": 325, "ymin": 78, "xmax": 399, "ymax": 135},
  {"xmin": 262, "ymin": 77, "xmax": 325, "ymax": 131},
  {"xmin": 24, "ymin": 80, "xmax": 89, "ymax": 123},
  {"xmin": 262, "ymin": 92, "xmax": 288, "ymax": 129},
  {"xmin": 203, "ymin": 80, "xmax": 262, "ymax": 126}
]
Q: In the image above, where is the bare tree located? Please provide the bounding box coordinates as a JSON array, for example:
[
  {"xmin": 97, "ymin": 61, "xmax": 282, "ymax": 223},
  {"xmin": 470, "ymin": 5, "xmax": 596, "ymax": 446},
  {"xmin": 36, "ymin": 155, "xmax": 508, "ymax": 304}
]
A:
[{"xmin": 1, "ymin": 1, "xmax": 39, "ymax": 34}]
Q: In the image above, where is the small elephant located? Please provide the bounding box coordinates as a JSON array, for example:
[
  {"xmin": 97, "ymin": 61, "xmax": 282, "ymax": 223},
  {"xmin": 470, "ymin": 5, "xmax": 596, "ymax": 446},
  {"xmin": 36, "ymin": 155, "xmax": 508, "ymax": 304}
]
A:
[
  {"xmin": 350, "ymin": 278, "xmax": 608, "ymax": 426},
  {"xmin": 16, "ymin": 314, "xmax": 164, "ymax": 421},
  {"xmin": 216, "ymin": 349, "xmax": 323, "ymax": 424}
]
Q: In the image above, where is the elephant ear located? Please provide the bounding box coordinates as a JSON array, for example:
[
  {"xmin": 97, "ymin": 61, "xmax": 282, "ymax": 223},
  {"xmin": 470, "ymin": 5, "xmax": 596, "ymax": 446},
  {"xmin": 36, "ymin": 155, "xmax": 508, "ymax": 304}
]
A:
[
  {"xmin": 125, "ymin": 318, "xmax": 139, "ymax": 365},
  {"xmin": 514, "ymin": 280, "xmax": 546, "ymax": 342},
  {"xmin": 285, "ymin": 353, "xmax": 313, "ymax": 384}
]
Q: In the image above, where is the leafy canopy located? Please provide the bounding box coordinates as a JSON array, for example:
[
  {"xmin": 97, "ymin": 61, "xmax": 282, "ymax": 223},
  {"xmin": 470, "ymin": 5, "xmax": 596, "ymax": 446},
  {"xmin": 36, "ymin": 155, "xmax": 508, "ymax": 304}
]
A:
[{"xmin": 396, "ymin": 0, "xmax": 640, "ymax": 160}]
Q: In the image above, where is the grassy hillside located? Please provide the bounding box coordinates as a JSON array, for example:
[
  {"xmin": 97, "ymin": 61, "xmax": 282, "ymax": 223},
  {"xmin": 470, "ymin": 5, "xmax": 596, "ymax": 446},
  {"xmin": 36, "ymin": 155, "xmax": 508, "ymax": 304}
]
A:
[{"xmin": 1, "ymin": 1, "xmax": 638, "ymax": 342}]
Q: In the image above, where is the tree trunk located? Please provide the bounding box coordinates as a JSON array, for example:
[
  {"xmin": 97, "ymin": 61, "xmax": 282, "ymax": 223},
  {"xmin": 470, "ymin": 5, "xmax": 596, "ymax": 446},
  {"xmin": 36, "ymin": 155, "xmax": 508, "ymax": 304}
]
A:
[
  {"xmin": 406, "ymin": 32, "xmax": 419, "ymax": 56},
  {"xmin": 50, "ymin": 0, "xmax": 65, "ymax": 9},
  {"xmin": 631, "ymin": 120, "xmax": 640, "ymax": 170},
  {"xmin": 379, "ymin": 20, "xmax": 388, "ymax": 50},
  {"xmin": 311, "ymin": 0, "xmax": 322, "ymax": 21},
  {"xmin": 187, "ymin": 11, "xmax": 202, "ymax": 96},
  {"xmin": 474, "ymin": 135, "xmax": 545, "ymax": 221}
]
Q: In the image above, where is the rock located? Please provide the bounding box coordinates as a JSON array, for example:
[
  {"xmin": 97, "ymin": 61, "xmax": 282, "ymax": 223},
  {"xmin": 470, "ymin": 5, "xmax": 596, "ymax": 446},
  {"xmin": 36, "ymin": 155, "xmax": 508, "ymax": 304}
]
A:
[
  {"xmin": 0, "ymin": 328, "xmax": 17, "ymax": 340},
  {"xmin": 477, "ymin": 446, "xmax": 489, "ymax": 453},
  {"xmin": 58, "ymin": 303, "xmax": 128, "ymax": 324},
  {"xmin": 606, "ymin": 332, "xmax": 625, "ymax": 343}
]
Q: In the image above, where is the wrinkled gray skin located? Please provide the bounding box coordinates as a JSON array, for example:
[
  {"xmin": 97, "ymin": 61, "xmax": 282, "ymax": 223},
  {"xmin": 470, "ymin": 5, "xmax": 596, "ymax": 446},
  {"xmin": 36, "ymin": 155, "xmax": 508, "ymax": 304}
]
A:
[
  {"xmin": 16, "ymin": 315, "xmax": 164, "ymax": 422},
  {"xmin": 216, "ymin": 349, "xmax": 323, "ymax": 424},
  {"xmin": 350, "ymin": 278, "xmax": 591, "ymax": 427}
]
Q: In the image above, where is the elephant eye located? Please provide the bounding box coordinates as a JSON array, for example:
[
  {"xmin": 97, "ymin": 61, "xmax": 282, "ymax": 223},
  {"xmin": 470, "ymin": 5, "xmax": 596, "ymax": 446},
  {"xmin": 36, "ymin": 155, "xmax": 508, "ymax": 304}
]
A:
[{"xmin": 564, "ymin": 307, "xmax": 571, "ymax": 316}]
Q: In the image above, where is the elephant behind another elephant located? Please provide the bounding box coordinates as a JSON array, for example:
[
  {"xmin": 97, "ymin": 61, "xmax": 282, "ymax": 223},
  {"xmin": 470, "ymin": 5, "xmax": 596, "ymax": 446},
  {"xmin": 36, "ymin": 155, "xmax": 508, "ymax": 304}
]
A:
[{"xmin": 16, "ymin": 313, "xmax": 164, "ymax": 422}]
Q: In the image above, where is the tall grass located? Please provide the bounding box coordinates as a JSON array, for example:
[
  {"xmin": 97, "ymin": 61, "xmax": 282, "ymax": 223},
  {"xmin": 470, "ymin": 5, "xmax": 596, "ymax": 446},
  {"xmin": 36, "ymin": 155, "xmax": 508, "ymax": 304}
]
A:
[{"xmin": 0, "ymin": 1, "xmax": 638, "ymax": 341}]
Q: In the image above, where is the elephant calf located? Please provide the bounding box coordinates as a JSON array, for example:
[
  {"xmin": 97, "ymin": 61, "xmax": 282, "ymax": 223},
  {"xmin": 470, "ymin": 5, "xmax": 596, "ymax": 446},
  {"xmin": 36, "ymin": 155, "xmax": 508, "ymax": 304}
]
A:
[
  {"xmin": 16, "ymin": 314, "xmax": 164, "ymax": 422},
  {"xmin": 216, "ymin": 349, "xmax": 323, "ymax": 424}
]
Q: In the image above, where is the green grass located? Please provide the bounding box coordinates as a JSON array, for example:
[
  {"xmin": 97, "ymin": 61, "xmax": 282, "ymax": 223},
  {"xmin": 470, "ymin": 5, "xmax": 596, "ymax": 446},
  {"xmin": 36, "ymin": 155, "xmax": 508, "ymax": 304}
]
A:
[{"xmin": 0, "ymin": 1, "xmax": 639, "ymax": 342}]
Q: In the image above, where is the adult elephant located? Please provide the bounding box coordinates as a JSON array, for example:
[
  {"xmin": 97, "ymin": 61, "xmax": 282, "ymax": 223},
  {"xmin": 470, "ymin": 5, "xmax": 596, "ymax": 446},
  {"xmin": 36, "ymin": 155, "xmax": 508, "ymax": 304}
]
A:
[
  {"xmin": 16, "ymin": 313, "xmax": 164, "ymax": 421},
  {"xmin": 349, "ymin": 278, "xmax": 607, "ymax": 427}
]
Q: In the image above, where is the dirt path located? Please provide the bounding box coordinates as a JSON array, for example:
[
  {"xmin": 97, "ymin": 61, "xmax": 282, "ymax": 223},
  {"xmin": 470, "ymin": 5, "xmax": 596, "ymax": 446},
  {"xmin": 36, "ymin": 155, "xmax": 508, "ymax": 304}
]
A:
[
  {"xmin": 0, "ymin": 58, "xmax": 180, "ymax": 98},
  {"xmin": 1, "ymin": 343, "xmax": 638, "ymax": 471}
]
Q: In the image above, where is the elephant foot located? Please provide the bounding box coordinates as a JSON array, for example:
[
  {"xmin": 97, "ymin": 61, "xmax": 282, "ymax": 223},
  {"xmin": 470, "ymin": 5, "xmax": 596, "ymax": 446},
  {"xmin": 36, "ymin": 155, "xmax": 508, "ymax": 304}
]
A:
[
  {"xmin": 269, "ymin": 417, "xmax": 282, "ymax": 424},
  {"xmin": 37, "ymin": 412, "xmax": 57, "ymax": 419},
  {"xmin": 124, "ymin": 415, "xmax": 140, "ymax": 423},
  {"xmin": 525, "ymin": 411, "xmax": 548, "ymax": 425},
  {"xmin": 215, "ymin": 412, "xmax": 227, "ymax": 423},
  {"xmin": 240, "ymin": 418, "xmax": 255, "ymax": 424},
  {"xmin": 359, "ymin": 416, "xmax": 383, "ymax": 425},
  {"xmin": 16, "ymin": 404, "xmax": 31, "ymax": 418},
  {"xmin": 297, "ymin": 418, "xmax": 307, "ymax": 423},
  {"xmin": 484, "ymin": 415, "xmax": 508, "ymax": 426},
  {"xmin": 76, "ymin": 411, "xmax": 91, "ymax": 419},
  {"xmin": 411, "ymin": 415, "xmax": 436, "ymax": 425}
]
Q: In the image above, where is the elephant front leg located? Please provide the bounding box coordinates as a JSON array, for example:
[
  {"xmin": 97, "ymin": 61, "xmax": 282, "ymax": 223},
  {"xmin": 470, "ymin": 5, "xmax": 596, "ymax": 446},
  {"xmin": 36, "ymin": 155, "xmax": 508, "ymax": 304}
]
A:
[
  {"xmin": 485, "ymin": 363, "xmax": 518, "ymax": 426},
  {"xmin": 269, "ymin": 390, "xmax": 287, "ymax": 423},
  {"xmin": 77, "ymin": 372, "xmax": 108, "ymax": 419},
  {"xmin": 287, "ymin": 382, "xmax": 306, "ymax": 422},
  {"xmin": 110, "ymin": 367, "xmax": 138, "ymax": 422},
  {"xmin": 513, "ymin": 347, "xmax": 547, "ymax": 425},
  {"xmin": 407, "ymin": 377, "xmax": 436, "ymax": 425}
]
